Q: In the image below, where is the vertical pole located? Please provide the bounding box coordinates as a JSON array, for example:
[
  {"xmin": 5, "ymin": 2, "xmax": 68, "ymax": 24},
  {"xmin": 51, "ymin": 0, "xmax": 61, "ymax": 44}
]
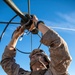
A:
[
  {"xmin": 28, "ymin": 0, "xmax": 32, "ymax": 51},
  {"xmin": 28, "ymin": 0, "xmax": 30, "ymax": 15}
]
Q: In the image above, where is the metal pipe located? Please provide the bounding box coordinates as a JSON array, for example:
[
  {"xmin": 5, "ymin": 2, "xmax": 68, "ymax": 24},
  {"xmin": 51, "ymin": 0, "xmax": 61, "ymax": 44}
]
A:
[
  {"xmin": 3, "ymin": 0, "xmax": 27, "ymax": 21},
  {"xmin": 28, "ymin": 0, "xmax": 30, "ymax": 15},
  {"xmin": 0, "ymin": 21, "xmax": 20, "ymax": 24}
]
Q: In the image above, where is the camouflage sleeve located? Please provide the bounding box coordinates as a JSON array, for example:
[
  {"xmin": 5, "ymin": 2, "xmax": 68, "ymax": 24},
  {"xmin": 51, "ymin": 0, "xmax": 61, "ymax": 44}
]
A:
[
  {"xmin": 40, "ymin": 29, "xmax": 72, "ymax": 74},
  {"xmin": 1, "ymin": 46, "xmax": 20, "ymax": 75}
]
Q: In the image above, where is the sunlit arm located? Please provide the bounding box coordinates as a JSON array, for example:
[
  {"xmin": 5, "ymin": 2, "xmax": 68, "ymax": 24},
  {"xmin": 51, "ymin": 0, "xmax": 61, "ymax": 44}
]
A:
[
  {"xmin": 8, "ymin": 26, "xmax": 25, "ymax": 50},
  {"xmin": 38, "ymin": 22, "xmax": 72, "ymax": 74}
]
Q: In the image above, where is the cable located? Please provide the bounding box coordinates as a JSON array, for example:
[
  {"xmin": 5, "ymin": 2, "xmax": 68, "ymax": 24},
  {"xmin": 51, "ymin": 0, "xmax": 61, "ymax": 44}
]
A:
[
  {"xmin": 31, "ymin": 33, "xmax": 32, "ymax": 51},
  {"xmin": 0, "ymin": 14, "xmax": 18, "ymax": 41},
  {"xmin": 0, "ymin": 0, "xmax": 42, "ymax": 54},
  {"xmin": 16, "ymin": 48, "xmax": 31, "ymax": 54},
  {"xmin": 16, "ymin": 31, "xmax": 42, "ymax": 54},
  {"xmin": 0, "ymin": 22, "xmax": 20, "ymax": 24}
]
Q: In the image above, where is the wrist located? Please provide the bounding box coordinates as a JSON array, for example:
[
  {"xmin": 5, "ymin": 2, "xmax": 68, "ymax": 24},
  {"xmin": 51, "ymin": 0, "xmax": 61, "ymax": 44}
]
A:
[
  {"xmin": 36, "ymin": 21, "xmax": 45, "ymax": 28},
  {"xmin": 8, "ymin": 38, "xmax": 18, "ymax": 50}
]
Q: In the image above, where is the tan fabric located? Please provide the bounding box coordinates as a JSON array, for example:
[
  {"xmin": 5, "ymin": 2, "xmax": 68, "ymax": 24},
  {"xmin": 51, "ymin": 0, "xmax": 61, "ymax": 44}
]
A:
[
  {"xmin": 29, "ymin": 49, "xmax": 50, "ymax": 69},
  {"xmin": 1, "ymin": 28, "xmax": 72, "ymax": 75},
  {"xmin": 41, "ymin": 29, "xmax": 72, "ymax": 74}
]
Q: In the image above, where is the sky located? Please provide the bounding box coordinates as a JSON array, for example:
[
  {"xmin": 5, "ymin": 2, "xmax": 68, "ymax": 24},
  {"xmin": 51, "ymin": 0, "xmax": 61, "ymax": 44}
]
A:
[{"xmin": 0, "ymin": 0, "xmax": 75, "ymax": 75}]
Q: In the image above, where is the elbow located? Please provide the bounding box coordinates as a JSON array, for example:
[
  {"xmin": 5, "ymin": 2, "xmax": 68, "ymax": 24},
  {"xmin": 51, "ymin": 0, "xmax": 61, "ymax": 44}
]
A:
[{"xmin": 68, "ymin": 55, "xmax": 72, "ymax": 63}]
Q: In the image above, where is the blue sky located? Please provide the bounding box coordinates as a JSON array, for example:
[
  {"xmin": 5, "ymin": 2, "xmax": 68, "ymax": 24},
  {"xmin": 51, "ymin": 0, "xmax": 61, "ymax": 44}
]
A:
[{"xmin": 0, "ymin": 0, "xmax": 75, "ymax": 75}]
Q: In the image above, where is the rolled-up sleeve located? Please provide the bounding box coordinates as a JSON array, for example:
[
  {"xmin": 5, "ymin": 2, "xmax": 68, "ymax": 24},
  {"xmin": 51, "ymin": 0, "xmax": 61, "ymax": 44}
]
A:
[
  {"xmin": 40, "ymin": 29, "xmax": 72, "ymax": 74},
  {"xmin": 1, "ymin": 46, "xmax": 20, "ymax": 75}
]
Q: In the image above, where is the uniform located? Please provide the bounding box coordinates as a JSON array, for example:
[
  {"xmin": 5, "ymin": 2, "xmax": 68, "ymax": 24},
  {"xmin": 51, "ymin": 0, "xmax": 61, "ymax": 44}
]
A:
[{"xmin": 1, "ymin": 28, "xmax": 72, "ymax": 75}]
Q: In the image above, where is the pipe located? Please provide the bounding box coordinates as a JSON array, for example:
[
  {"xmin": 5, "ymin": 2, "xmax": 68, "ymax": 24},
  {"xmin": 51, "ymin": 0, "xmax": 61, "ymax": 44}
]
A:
[{"xmin": 3, "ymin": 0, "xmax": 27, "ymax": 21}]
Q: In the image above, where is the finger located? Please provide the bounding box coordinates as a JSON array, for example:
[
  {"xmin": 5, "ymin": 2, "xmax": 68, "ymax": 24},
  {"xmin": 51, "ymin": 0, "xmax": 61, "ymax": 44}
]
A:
[
  {"xmin": 32, "ymin": 15, "xmax": 38, "ymax": 23},
  {"xmin": 16, "ymin": 26, "xmax": 21, "ymax": 31},
  {"xmin": 19, "ymin": 26, "xmax": 25, "ymax": 33},
  {"xmin": 29, "ymin": 23, "xmax": 35, "ymax": 31}
]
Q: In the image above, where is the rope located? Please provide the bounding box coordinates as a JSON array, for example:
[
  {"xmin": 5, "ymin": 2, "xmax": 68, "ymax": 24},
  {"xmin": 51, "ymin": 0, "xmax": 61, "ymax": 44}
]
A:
[{"xmin": 0, "ymin": 14, "xmax": 18, "ymax": 41}]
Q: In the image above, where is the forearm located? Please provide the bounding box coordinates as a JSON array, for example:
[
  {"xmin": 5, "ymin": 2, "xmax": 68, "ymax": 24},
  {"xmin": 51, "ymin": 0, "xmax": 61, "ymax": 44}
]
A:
[
  {"xmin": 1, "ymin": 25, "xmax": 25, "ymax": 75},
  {"xmin": 38, "ymin": 23, "xmax": 49, "ymax": 35},
  {"xmin": 40, "ymin": 26, "xmax": 72, "ymax": 74},
  {"xmin": 7, "ymin": 26, "xmax": 24, "ymax": 50},
  {"xmin": 1, "ymin": 46, "xmax": 20, "ymax": 75},
  {"xmin": 8, "ymin": 37, "xmax": 19, "ymax": 50}
]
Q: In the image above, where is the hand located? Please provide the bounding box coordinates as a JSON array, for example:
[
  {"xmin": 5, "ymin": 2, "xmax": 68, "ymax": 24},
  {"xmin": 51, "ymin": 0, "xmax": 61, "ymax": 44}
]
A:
[
  {"xmin": 29, "ymin": 15, "xmax": 38, "ymax": 31},
  {"xmin": 21, "ymin": 15, "xmax": 39, "ymax": 34},
  {"xmin": 12, "ymin": 26, "xmax": 25, "ymax": 39},
  {"xmin": 21, "ymin": 14, "xmax": 33, "ymax": 30},
  {"xmin": 33, "ymin": 15, "xmax": 38, "ymax": 24}
]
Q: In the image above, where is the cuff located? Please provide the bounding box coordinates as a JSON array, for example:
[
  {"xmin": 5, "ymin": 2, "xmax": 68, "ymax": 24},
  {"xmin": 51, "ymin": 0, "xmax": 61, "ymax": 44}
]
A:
[{"xmin": 36, "ymin": 21, "xmax": 45, "ymax": 28}]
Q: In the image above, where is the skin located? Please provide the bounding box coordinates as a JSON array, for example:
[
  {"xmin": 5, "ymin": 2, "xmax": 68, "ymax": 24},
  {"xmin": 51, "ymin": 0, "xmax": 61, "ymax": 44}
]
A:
[
  {"xmin": 7, "ymin": 15, "xmax": 49, "ymax": 71},
  {"xmin": 30, "ymin": 53, "xmax": 48, "ymax": 71}
]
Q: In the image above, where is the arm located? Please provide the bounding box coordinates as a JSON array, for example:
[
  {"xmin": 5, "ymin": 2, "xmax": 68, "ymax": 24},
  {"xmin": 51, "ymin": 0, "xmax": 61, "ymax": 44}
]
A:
[
  {"xmin": 8, "ymin": 26, "xmax": 25, "ymax": 50},
  {"xmin": 1, "ymin": 26, "xmax": 25, "ymax": 75},
  {"xmin": 31, "ymin": 15, "xmax": 72, "ymax": 74},
  {"xmin": 39, "ymin": 25, "xmax": 72, "ymax": 74}
]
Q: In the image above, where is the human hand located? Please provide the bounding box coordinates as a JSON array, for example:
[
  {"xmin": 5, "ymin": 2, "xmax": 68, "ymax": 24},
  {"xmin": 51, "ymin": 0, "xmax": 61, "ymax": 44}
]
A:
[
  {"xmin": 21, "ymin": 14, "xmax": 38, "ymax": 31},
  {"xmin": 21, "ymin": 15, "xmax": 39, "ymax": 34},
  {"xmin": 21, "ymin": 14, "xmax": 33, "ymax": 30},
  {"xmin": 29, "ymin": 15, "xmax": 38, "ymax": 31},
  {"xmin": 12, "ymin": 26, "xmax": 25, "ymax": 39}
]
